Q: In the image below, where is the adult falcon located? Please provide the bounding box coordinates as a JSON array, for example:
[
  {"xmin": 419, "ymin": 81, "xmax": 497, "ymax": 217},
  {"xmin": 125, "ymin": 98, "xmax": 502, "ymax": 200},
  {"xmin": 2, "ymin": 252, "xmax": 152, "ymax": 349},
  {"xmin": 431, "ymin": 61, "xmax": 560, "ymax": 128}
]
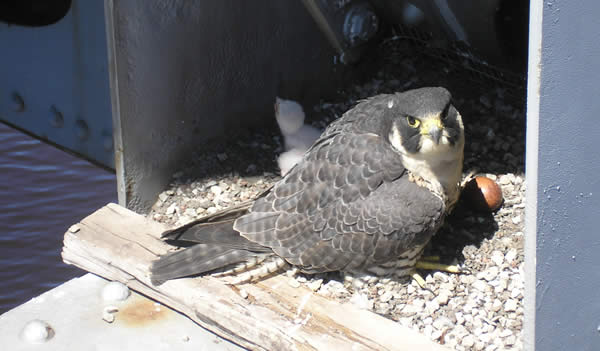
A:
[{"xmin": 151, "ymin": 87, "xmax": 465, "ymax": 286}]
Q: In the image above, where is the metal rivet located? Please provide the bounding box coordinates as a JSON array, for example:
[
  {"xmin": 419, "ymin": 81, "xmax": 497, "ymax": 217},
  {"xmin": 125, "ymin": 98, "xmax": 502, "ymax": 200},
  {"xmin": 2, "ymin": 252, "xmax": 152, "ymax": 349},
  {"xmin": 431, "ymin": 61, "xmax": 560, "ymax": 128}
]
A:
[
  {"xmin": 50, "ymin": 106, "xmax": 64, "ymax": 128},
  {"xmin": 11, "ymin": 92, "xmax": 25, "ymax": 112},
  {"xmin": 75, "ymin": 119, "xmax": 89, "ymax": 141}
]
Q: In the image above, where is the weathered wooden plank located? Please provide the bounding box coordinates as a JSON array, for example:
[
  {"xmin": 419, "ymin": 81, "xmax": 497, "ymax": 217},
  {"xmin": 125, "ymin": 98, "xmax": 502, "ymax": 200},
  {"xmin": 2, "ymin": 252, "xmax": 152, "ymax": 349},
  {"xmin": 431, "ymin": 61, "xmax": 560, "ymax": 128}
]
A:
[{"xmin": 62, "ymin": 203, "xmax": 448, "ymax": 351}]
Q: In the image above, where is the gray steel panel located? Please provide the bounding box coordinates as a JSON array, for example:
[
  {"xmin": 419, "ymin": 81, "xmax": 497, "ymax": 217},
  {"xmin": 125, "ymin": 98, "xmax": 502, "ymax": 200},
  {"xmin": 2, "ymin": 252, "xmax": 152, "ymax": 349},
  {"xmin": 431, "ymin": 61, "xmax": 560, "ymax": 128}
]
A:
[
  {"xmin": 0, "ymin": 0, "xmax": 114, "ymax": 168},
  {"xmin": 526, "ymin": 0, "xmax": 600, "ymax": 349},
  {"xmin": 106, "ymin": 0, "xmax": 344, "ymax": 212}
]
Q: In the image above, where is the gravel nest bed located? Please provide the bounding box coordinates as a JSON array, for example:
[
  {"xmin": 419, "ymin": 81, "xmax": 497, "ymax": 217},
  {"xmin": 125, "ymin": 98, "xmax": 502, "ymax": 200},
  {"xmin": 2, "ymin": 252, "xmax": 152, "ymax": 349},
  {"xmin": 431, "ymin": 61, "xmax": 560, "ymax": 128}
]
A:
[{"xmin": 148, "ymin": 36, "xmax": 526, "ymax": 350}]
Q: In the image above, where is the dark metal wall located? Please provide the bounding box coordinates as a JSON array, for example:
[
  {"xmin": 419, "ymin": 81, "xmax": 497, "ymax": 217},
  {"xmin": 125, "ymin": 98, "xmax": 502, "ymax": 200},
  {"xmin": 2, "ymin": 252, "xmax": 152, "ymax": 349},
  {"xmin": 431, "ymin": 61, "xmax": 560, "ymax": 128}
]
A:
[{"xmin": 105, "ymin": 0, "xmax": 345, "ymax": 211}]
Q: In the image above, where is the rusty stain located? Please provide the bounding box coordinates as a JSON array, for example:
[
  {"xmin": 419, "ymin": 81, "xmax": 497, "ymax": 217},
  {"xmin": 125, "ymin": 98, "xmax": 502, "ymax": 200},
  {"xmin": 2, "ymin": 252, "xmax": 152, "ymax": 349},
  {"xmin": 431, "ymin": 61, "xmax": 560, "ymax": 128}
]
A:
[{"xmin": 118, "ymin": 296, "xmax": 171, "ymax": 327}]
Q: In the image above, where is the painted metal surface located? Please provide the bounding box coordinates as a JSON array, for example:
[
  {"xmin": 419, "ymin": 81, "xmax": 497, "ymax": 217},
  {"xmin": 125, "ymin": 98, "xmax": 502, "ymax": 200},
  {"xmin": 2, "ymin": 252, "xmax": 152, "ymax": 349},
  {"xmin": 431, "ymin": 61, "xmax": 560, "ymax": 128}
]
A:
[
  {"xmin": 0, "ymin": 274, "xmax": 244, "ymax": 351},
  {"xmin": 0, "ymin": 0, "xmax": 114, "ymax": 168},
  {"xmin": 525, "ymin": 0, "xmax": 600, "ymax": 349},
  {"xmin": 105, "ymin": 0, "xmax": 345, "ymax": 212}
]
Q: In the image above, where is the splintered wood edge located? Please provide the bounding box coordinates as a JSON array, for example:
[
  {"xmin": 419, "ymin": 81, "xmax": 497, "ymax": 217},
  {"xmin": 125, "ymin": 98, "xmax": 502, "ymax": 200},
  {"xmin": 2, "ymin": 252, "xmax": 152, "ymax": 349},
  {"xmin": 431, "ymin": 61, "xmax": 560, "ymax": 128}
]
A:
[{"xmin": 62, "ymin": 203, "xmax": 448, "ymax": 351}]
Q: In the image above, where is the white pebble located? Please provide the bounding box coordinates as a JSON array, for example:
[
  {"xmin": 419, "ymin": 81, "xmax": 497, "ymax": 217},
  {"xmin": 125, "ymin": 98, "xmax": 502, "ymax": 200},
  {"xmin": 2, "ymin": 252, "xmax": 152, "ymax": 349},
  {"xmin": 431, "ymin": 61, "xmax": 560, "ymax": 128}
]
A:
[
  {"xmin": 288, "ymin": 278, "xmax": 301, "ymax": 288},
  {"xmin": 380, "ymin": 291, "xmax": 393, "ymax": 303},
  {"xmin": 307, "ymin": 279, "xmax": 323, "ymax": 292},
  {"xmin": 504, "ymin": 299, "xmax": 518, "ymax": 312},
  {"xmin": 210, "ymin": 185, "xmax": 223, "ymax": 196},
  {"xmin": 479, "ymin": 266, "xmax": 499, "ymax": 281},
  {"xmin": 490, "ymin": 250, "xmax": 505, "ymax": 266},
  {"xmin": 239, "ymin": 289, "xmax": 249, "ymax": 299},
  {"xmin": 511, "ymin": 288, "xmax": 523, "ymax": 299},
  {"xmin": 20, "ymin": 320, "xmax": 53, "ymax": 343},
  {"xmin": 430, "ymin": 329, "xmax": 443, "ymax": 340},
  {"xmin": 461, "ymin": 334, "xmax": 475, "ymax": 347},
  {"xmin": 102, "ymin": 281, "xmax": 130, "ymax": 302},
  {"xmin": 505, "ymin": 249, "xmax": 518, "ymax": 264},
  {"xmin": 435, "ymin": 292, "xmax": 450, "ymax": 306},
  {"xmin": 166, "ymin": 203, "xmax": 177, "ymax": 215},
  {"xmin": 492, "ymin": 298, "xmax": 503, "ymax": 312},
  {"xmin": 472, "ymin": 279, "xmax": 488, "ymax": 292},
  {"xmin": 512, "ymin": 215, "xmax": 522, "ymax": 224},
  {"xmin": 426, "ymin": 300, "xmax": 440, "ymax": 314},
  {"xmin": 350, "ymin": 292, "xmax": 373, "ymax": 310}
]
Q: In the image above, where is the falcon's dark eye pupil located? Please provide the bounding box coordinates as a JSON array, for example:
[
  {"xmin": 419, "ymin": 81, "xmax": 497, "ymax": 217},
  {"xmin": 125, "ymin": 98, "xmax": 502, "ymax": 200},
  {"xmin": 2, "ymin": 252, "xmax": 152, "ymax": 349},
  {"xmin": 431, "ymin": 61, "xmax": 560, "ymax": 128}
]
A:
[{"xmin": 406, "ymin": 116, "xmax": 420, "ymax": 128}]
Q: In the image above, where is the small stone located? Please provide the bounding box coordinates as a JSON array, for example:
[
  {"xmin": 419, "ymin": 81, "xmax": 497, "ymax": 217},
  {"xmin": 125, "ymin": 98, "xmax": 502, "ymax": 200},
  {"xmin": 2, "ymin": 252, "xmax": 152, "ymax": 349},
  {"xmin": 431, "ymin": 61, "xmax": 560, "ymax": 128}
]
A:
[
  {"xmin": 499, "ymin": 329, "xmax": 513, "ymax": 337},
  {"xmin": 239, "ymin": 289, "xmax": 249, "ymax": 299},
  {"xmin": 401, "ymin": 304, "xmax": 421, "ymax": 315},
  {"xmin": 433, "ymin": 317, "xmax": 451, "ymax": 330},
  {"xmin": 477, "ymin": 266, "xmax": 498, "ymax": 282},
  {"xmin": 288, "ymin": 279, "xmax": 301, "ymax": 288},
  {"xmin": 512, "ymin": 215, "xmax": 522, "ymax": 224},
  {"xmin": 158, "ymin": 192, "xmax": 169, "ymax": 202},
  {"xmin": 472, "ymin": 279, "xmax": 488, "ymax": 292},
  {"xmin": 492, "ymin": 298, "xmax": 502, "ymax": 312},
  {"xmin": 505, "ymin": 249, "xmax": 518, "ymax": 264},
  {"xmin": 210, "ymin": 185, "xmax": 223, "ymax": 196},
  {"xmin": 433, "ymin": 271, "xmax": 448, "ymax": 282},
  {"xmin": 166, "ymin": 203, "xmax": 177, "ymax": 215},
  {"xmin": 184, "ymin": 208, "xmax": 196, "ymax": 217},
  {"xmin": 461, "ymin": 334, "xmax": 475, "ymax": 348},
  {"xmin": 504, "ymin": 299, "xmax": 518, "ymax": 312},
  {"xmin": 498, "ymin": 175, "xmax": 512, "ymax": 185},
  {"xmin": 474, "ymin": 341, "xmax": 486, "ymax": 351},
  {"xmin": 102, "ymin": 281, "xmax": 130, "ymax": 302},
  {"xmin": 307, "ymin": 279, "xmax": 323, "ymax": 291},
  {"xmin": 461, "ymin": 274, "xmax": 476, "ymax": 285},
  {"xmin": 217, "ymin": 153, "xmax": 228, "ymax": 161},
  {"xmin": 20, "ymin": 320, "xmax": 53, "ymax": 343},
  {"xmin": 350, "ymin": 293, "xmax": 373, "ymax": 310},
  {"xmin": 510, "ymin": 288, "xmax": 522, "ymax": 299},
  {"xmin": 430, "ymin": 329, "xmax": 443, "ymax": 341},
  {"xmin": 504, "ymin": 335, "xmax": 517, "ymax": 346},
  {"xmin": 380, "ymin": 291, "xmax": 393, "ymax": 303},
  {"xmin": 435, "ymin": 292, "xmax": 450, "ymax": 306},
  {"xmin": 490, "ymin": 250, "xmax": 505, "ymax": 266},
  {"xmin": 425, "ymin": 300, "xmax": 440, "ymax": 314},
  {"xmin": 68, "ymin": 224, "xmax": 80, "ymax": 233}
]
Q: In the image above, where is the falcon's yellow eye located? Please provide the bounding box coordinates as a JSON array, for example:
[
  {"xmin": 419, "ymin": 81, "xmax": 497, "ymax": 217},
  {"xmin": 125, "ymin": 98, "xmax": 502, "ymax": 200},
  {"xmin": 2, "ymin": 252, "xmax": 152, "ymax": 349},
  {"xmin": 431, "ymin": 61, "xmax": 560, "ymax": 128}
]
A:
[{"xmin": 406, "ymin": 116, "xmax": 420, "ymax": 128}]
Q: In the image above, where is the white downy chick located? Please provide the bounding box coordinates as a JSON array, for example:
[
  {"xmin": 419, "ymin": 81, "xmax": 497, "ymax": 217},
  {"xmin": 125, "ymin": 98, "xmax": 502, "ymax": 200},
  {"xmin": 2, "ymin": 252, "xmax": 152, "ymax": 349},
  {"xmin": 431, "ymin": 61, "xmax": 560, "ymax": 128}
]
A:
[
  {"xmin": 277, "ymin": 149, "xmax": 306, "ymax": 176},
  {"xmin": 274, "ymin": 97, "xmax": 321, "ymax": 176}
]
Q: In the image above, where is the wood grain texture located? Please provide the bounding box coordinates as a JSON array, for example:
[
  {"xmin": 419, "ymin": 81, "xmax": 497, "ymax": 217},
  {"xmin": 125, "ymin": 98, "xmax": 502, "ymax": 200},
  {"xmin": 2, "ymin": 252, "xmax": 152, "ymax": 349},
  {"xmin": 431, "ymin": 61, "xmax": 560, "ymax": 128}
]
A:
[{"xmin": 62, "ymin": 203, "xmax": 448, "ymax": 351}]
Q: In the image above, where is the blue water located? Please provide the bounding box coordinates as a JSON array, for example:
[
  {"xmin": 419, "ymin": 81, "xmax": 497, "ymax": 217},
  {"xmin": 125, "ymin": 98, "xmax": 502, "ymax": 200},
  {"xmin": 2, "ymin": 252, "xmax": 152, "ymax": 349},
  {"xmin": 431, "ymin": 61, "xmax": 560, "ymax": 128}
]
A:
[{"xmin": 0, "ymin": 123, "xmax": 117, "ymax": 313}]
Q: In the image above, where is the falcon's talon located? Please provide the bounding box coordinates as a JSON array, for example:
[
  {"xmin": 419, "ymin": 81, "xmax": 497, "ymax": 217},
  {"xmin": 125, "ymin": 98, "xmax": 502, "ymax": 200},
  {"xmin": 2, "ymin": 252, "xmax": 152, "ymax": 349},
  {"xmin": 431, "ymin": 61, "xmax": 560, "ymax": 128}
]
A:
[
  {"xmin": 414, "ymin": 260, "xmax": 467, "ymax": 275},
  {"xmin": 410, "ymin": 272, "xmax": 433, "ymax": 293},
  {"xmin": 461, "ymin": 169, "xmax": 478, "ymax": 188}
]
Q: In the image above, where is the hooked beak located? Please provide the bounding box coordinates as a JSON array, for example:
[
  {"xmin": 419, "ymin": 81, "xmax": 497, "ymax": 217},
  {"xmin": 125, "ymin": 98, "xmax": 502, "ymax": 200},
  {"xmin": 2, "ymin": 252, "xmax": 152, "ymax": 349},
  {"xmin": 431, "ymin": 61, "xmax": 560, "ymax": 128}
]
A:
[{"xmin": 421, "ymin": 118, "xmax": 443, "ymax": 145}]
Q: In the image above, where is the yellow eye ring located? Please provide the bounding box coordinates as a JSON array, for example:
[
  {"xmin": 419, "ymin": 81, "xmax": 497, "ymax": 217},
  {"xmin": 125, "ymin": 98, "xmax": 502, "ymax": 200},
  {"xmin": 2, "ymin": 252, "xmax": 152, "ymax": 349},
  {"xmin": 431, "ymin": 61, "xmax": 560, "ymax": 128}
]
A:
[{"xmin": 406, "ymin": 116, "xmax": 420, "ymax": 128}]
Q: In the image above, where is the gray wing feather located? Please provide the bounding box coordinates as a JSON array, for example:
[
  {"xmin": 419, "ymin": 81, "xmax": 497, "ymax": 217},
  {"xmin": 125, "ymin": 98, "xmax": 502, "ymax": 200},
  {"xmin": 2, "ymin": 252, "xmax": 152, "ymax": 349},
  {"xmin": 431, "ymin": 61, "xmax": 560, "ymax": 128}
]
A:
[{"xmin": 235, "ymin": 111, "xmax": 445, "ymax": 272}]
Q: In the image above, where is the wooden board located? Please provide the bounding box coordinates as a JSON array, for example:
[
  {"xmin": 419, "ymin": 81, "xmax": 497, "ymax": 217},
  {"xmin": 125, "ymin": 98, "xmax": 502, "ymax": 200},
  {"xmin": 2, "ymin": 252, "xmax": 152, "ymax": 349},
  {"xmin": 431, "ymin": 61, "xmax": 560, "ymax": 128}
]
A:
[{"xmin": 62, "ymin": 203, "xmax": 448, "ymax": 351}]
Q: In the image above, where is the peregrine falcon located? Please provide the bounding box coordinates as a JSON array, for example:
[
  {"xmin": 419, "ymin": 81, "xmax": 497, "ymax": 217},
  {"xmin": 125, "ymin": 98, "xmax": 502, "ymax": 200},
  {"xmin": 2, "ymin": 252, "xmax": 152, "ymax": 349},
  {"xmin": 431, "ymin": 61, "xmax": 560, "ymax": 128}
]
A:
[{"xmin": 150, "ymin": 87, "xmax": 465, "ymax": 285}]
